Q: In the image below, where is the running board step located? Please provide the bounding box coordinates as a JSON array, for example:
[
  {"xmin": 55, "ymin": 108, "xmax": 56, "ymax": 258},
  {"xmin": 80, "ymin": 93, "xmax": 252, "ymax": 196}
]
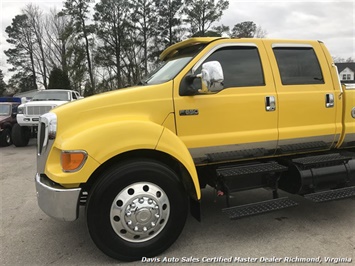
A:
[
  {"xmin": 304, "ymin": 186, "xmax": 355, "ymax": 203},
  {"xmin": 222, "ymin": 197, "xmax": 298, "ymax": 219},
  {"xmin": 292, "ymin": 153, "xmax": 352, "ymax": 168},
  {"xmin": 217, "ymin": 162, "xmax": 288, "ymax": 177}
]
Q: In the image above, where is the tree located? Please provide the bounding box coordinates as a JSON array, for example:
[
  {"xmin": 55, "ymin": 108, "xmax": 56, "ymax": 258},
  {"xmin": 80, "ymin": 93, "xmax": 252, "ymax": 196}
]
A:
[
  {"xmin": 7, "ymin": 72, "xmax": 37, "ymax": 93},
  {"xmin": 94, "ymin": 0, "xmax": 131, "ymax": 88},
  {"xmin": 130, "ymin": 0, "xmax": 159, "ymax": 76},
  {"xmin": 231, "ymin": 21, "xmax": 256, "ymax": 38},
  {"xmin": 212, "ymin": 24, "xmax": 230, "ymax": 36},
  {"xmin": 48, "ymin": 67, "xmax": 71, "ymax": 89},
  {"xmin": 154, "ymin": 0, "xmax": 185, "ymax": 49},
  {"xmin": 255, "ymin": 25, "xmax": 268, "ymax": 38},
  {"xmin": 184, "ymin": 0, "xmax": 229, "ymax": 37},
  {"xmin": 230, "ymin": 21, "xmax": 267, "ymax": 38},
  {"xmin": 62, "ymin": 0, "xmax": 95, "ymax": 96},
  {"xmin": 333, "ymin": 56, "xmax": 354, "ymax": 63},
  {"xmin": 5, "ymin": 14, "xmax": 38, "ymax": 90},
  {"xmin": 0, "ymin": 70, "xmax": 6, "ymax": 96},
  {"xmin": 23, "ymin": 4, "xmax": 49, "ymax": 89},
  {"xmin": 45, "ymin": 8, "xmax": 87, "ymax": 95}
]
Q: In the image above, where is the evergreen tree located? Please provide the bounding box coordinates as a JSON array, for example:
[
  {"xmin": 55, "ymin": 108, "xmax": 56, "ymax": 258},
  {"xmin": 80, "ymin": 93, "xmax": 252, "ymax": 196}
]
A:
[
  {"xmin": 48, "ymin": 67, "xmax": 71, "ymax": 89},
  {"xmin": 0, "ymin": 70, "xmax": 6, "ymax": 96}
]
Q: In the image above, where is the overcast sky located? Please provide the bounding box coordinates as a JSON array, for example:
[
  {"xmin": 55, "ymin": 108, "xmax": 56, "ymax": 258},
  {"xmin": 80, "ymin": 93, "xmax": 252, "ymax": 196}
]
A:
[{"xmin": 0, "ymin": 0, "xmax": 354, "ymax": 81}]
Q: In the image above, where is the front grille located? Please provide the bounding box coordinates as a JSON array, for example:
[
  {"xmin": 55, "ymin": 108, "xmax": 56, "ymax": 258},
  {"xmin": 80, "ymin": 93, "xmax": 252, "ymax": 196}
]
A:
[{"xmin": 27, "ymin": 106, "xmax": 53, "ymax": 116}]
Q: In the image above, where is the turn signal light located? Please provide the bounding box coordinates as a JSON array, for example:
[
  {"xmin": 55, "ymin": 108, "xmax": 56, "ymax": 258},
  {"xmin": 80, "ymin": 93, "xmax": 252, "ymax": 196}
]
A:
[{"xmin": 61, "ymin": 151, "xmax": 87, "ymax": 172}]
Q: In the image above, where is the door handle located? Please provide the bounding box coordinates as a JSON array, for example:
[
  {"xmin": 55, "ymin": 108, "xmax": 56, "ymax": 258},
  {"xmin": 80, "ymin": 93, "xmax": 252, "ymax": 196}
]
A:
[
  {"xmin": 265, "ymin": 96, "xmax": 276, "ymax": 112},
  {"xmin": 326, "ymin": 94, "xmax": 334, "ymax": 108}
]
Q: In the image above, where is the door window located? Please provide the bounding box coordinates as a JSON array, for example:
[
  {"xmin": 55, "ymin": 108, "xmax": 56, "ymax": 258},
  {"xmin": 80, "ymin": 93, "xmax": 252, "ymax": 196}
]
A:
[
  {"xmin": 193, "ymin": 46, "xmax": 265, "ymax": 91},
  {"xmin": 273, "ymin": 47, "xmax": 324, "ymax": 85}
]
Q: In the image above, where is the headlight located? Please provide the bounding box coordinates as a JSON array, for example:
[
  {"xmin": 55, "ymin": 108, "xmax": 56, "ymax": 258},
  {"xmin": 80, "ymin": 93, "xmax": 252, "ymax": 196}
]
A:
[
  {"xmin": 41, "ymin": 112, "xmax": 57, "ymax": 139},
  {"xmin": 17, "ymin": 106, "xmax": 24, "ymax": 114}
]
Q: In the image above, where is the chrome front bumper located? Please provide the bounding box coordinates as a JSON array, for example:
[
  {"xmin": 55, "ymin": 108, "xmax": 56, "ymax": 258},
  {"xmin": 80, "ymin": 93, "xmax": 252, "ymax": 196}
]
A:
[{"xmin": 35, "ymin": 173, "xmax": 81, "ymax": 221}]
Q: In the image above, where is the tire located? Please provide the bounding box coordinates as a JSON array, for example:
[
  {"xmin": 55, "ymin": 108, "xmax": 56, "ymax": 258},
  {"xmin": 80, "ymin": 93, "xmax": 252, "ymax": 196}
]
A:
[
  {"xmin": 86, "ymin": 160, "xmax": 188, "ymax": 261},
  {"xmin": 0, "ymin": 128, "xmax": 12, "ymax": 146},
  {"xmin": 11, "ymin": 124, "xmax": 30, "ymax": 147}
]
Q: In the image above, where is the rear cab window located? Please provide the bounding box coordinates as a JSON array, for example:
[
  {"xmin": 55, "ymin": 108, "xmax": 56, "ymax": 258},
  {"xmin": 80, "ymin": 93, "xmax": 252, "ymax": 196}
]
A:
[{"xmin": 272, "ymin": 45, "xmax": 324, "ymax": 85}]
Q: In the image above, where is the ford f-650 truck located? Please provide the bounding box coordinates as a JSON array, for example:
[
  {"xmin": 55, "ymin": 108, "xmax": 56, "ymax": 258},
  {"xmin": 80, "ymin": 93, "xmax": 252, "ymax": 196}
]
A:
[{"xmin": 35, "ymin": 37, "xmax": 355, "ymax": 261}]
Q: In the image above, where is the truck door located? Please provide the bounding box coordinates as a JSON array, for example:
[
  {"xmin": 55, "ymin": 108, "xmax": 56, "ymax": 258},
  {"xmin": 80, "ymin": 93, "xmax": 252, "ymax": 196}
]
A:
[
  {"xmin": 263, "ymin": 40, "xmax": 338, "ymax": 154},
  {"xmin": 173, "ymin": 40, "xmax": 279, "ymax": 164}
]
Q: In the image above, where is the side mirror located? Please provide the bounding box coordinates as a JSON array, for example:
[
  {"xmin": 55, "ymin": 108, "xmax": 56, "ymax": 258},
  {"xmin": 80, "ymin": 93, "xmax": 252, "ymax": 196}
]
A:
[{"xmin": 199, "ymin": 61, "xmax": 224, "ymax": 93}]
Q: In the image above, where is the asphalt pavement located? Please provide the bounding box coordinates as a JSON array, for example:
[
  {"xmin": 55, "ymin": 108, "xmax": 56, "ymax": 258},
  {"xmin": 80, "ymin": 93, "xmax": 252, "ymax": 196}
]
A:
[{"xmin": 1, "ymin": 139, "xmax": 354, "ymax": 265}]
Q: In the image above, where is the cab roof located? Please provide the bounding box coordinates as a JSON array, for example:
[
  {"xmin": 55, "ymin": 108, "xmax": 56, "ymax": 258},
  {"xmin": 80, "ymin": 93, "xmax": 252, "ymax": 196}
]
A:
[{"xmin": 159, "ymin": 37, "xmax": 226, "ymax": 61}]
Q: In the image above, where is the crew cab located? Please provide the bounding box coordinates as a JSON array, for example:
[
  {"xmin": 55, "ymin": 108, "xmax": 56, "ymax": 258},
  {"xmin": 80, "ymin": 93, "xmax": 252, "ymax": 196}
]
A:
[
  {"xmin": 35, "ymin": 37, "xmax": 355, "ymax": 261},
  {"xmin": 14, "ymin": 89, "xmax": 81, "ymax": 146}
]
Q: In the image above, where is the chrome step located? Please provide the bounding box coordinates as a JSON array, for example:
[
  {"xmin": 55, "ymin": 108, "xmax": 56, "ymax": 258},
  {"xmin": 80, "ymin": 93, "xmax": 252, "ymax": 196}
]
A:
[
  {"xmin": 222, "ymin": 197, "xmax": 298, "ymax": 219},
  {"xmin": 304, "ymin": 186, "xmax": 355, "ymax": 203}
]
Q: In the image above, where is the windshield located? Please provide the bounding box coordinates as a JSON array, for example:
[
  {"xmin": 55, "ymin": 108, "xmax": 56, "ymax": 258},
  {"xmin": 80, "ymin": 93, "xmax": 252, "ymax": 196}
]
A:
[
  {"xmin": 32, "ymin": 91, "xmax": 70, "ymax": 101},
  {"xmin": 0, "ymin": 104, "xmax": 10, "ymax": 116},
  {"xmin": 142, "ymin": 43, "xmax": 207, "ymax": 85}
]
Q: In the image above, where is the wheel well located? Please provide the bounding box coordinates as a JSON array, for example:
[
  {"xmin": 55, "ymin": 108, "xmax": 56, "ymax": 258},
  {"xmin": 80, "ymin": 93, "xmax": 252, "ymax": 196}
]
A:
[
  {"xmin": 2, "ymin": 123, "xmax": 12, "ymax": 130},
  {"xmin": 83, "ymin": 149, "xmax": 198, "ymax": 200}
]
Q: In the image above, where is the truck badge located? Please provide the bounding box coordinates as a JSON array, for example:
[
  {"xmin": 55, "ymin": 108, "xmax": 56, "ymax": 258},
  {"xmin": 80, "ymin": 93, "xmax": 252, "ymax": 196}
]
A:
[{"xmin": 179, "ymin": 109, "xmax": 199, "ymax": 116}]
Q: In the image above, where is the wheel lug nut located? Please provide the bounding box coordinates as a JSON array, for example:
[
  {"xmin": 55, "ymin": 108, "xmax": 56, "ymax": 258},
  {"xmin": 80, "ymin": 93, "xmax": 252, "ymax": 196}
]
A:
[
  {"xmin": 139, "ymin": 198, "xmax": 144, "ymax": 204},
  {"xmin": 155, "ymin": 214, "xmax": 160, "ymax": 218},
  {"xmin": 131, "ymin": 203, "xmax": 136, "ymax": 208},
  {"xmin": 134, "ymin": 226, "xmax": 139, "ymax": 231},
  {"xmin": 127, "ymin": 220, "xmax": 132, "ymax": 225},
  {"xmin": 143, "ymin": 227, "xmax": 147, "ymax": 232},
  {"xmin": 126, "ymin": 211, "xmax": 132, "ymax": 216},
  {"xmin": 154, "ymin": 205, "xmax": 159, "ymax": 209},
  {"xmin": 151, "ymin": 222, "xmax": 156, "ymax": 227},
  {"xmin": 148, "ymin": 199, "xmax": 153, "ymax": 204}
]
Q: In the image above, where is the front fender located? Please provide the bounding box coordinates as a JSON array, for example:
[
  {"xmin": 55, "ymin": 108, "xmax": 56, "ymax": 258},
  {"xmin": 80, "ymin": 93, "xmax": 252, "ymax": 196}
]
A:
[
  {"xmin": 46, "ymin": 119, "xmax": 163, "ymax": 184},
  {"xmin": 156, "ymin": 128, "xmax": 201, "ymax": 199}
]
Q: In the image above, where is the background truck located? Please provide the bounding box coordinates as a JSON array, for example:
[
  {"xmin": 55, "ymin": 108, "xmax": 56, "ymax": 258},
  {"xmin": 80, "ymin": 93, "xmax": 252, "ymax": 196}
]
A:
[
  {"xmin": 13, "ymin": 89, "xmax": 82, "ymax": 147},
  {"xmin": 0, "ymin": 97, "xmax": 21, "ymax": 146},
  {"xmin": 35, "ymin": 37, "xmax": 355, "ymax": 261}
]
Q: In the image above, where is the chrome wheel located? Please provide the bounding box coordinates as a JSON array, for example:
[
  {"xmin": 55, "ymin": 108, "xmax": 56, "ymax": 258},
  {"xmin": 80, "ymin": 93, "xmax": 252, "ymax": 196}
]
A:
[
  {"xmin": 110, "ymin": 182, "xmax": 170, "ymax": 243},
  {"xmin": 86, "ymin": 160, "xmax": 188, "ymax": 261}
]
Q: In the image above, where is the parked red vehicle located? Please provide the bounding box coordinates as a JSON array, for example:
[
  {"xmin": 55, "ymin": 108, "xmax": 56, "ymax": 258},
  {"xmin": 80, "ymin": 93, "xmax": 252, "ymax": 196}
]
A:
[{"xmin": 0, "ymin": 97, "xmax": 21, "ymax": 146}]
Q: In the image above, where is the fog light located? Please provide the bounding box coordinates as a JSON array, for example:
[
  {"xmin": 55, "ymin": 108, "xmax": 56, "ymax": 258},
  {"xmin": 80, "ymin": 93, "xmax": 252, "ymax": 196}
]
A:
[{"xmin": 61, "ymin": 150, "xmax": 87, "ymax": 172}]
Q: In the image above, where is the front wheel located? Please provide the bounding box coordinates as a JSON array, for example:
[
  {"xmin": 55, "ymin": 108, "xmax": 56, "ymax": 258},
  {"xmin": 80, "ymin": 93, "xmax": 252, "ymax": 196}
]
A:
[
  {"xmin": 86, "ymin": 160, "xmax": 188, "ymax": 261},
  {"xmin": 11, "ymin": 124, "xmax": 30, "ymax": 147}
]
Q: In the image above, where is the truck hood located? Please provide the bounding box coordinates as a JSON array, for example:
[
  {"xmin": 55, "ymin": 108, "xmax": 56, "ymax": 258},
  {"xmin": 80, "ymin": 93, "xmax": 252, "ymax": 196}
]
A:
[
  {"xmin": 51, "ymin": 82, "xmax": 174, "ymax": 137},
  {"xmin": 0, "ymin": 115, "xmax": 10, "ymax": 123}
]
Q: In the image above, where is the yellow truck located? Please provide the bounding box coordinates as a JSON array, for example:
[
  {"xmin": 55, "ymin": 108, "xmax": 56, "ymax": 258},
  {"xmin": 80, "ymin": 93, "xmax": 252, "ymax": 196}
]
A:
[{"xmin": 35, "ymin": 37, "xmax": 355, "ymax": 261}]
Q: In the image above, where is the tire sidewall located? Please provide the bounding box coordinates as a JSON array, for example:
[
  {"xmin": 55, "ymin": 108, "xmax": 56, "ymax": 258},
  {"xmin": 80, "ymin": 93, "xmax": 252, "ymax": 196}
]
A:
[
  {"xmin": 86, "ymin": 160, "xmax": 188, "ymax": 261},
  {"xmin": 11, "ymin": 124, "xmax": 30, "ymax": 147},
  {"xmin": 0, "ymin": 128, "xmax": 12, "ymax": 146}
]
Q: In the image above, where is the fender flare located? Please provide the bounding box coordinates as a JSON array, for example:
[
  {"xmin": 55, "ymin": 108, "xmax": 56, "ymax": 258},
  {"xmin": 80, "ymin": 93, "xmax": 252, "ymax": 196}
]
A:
[{"xmin": 156, "ymin": 128, "xmax": 201, "ymax": 199}]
